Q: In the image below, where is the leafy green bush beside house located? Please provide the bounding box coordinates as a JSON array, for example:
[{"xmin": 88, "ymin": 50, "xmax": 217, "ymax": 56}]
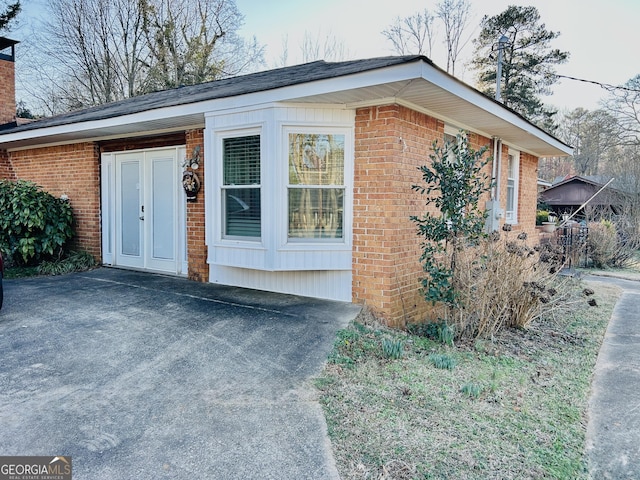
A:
[
  {"xmin": 411, "ymin": 134, "xmax": 567, "ymax": 339},
  {"xmin": 0, "ymin": 180, "xmax": 75, "ymax": 266},
  {"xmin": 536, "ymin": 210, "xmax": 549, "ymax": 225}
]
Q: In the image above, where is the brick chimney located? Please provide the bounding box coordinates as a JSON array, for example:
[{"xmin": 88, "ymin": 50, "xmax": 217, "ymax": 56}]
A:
[{"xmin": 0, "ymin": 37, "xmax": 18, "ymax": 127}]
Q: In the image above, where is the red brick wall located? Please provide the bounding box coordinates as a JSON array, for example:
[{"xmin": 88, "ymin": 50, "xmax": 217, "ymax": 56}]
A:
[
  {"xmin": 185, "ymin": 129, "xmax": 208, "ymax": 282},
  {"xmin": 518, "ymin": 151, "xmax": 539, "ymax": 239},
  {"xmin": 353, "ymin": 105, "xmax": 440, "ymax": 327},
  {"xmin": 0, "ymin": 148, "xmax": 15, "ymax": 179},
  {"xmin": 8, "ymin": 143, "xmax": 102, "ymax": 259},
  {"xmin": 0, "ymin": 58, "xmax": 15, "ymax": 126},
  {"xmin": 353, "ymin": 104, "xmax": 501, "ymax": 327}
]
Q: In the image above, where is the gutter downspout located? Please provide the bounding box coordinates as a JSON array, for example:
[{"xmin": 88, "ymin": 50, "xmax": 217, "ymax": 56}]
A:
[
  {"xmin": 491, "ymin": 137, "xmax": 500, "ymax": 201},
  {"xmin": 486, "ymin": 137, "xmax": 503, "ymax": 232},
  {"xmin": 495, "ymin": 139, "xmax": 503, "ymax": 204}
]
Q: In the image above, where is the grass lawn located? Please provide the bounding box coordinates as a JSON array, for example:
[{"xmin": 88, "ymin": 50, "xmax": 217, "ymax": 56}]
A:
[{"xmin": 316, "ymin": 280, "xmax": 620, "ymax": 479}]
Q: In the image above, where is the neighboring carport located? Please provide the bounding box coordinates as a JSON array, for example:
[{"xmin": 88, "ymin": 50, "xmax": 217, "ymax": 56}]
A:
[{"xmin": 0, "ymin": 268, "xmax": 361, "ymax": 479}]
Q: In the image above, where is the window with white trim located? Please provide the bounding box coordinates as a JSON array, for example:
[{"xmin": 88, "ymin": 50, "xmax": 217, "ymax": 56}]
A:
[
  {"xmin": 287, "ymin": 133, "xmax": 345, "ymax": 240},
  {"xmin": 444, "ymin": 132, "xmax": 457, "ymax": 145},
  {"xmin": 506, "ymin": 149, "xmax": 520, "ymax": 223},
  {"xmin": 222, "ymin": 134, "xmax": 261, "ymax": 239}
]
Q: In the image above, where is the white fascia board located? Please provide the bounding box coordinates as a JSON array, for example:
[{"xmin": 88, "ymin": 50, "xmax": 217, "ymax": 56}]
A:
[
  {"xmin": 0, "ymin": 111, "xmax": 205, "ymax": 147},
  {"xmin": 5, "ymin": 124, "xmax": 205, "ymax": 152}
]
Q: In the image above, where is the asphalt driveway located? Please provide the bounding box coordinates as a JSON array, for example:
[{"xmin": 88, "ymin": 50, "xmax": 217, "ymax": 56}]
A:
[{"xmin": 0, "ymin": 268, "xmax": 361, "ymax": 479}]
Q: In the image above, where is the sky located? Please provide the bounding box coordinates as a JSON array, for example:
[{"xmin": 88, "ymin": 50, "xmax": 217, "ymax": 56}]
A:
[
  {"xmin": 9, "ymin": 0, "xmax": 640, "ymax": 113},
  {"xmin": 233, "ymin": 0, "xmax": 640, "ymax": 112}
]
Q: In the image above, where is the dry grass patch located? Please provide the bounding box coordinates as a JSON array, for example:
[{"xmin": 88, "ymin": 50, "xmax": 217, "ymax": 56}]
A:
[{"xmin": 316, "ymin": 281, "xmax": 620, "ymax": 479}]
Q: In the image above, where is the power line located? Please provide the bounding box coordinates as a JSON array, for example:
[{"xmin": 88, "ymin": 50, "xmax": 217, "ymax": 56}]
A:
[{"xmin": 553, "ymin": 74, "xmax": 640, "ymax": 93}]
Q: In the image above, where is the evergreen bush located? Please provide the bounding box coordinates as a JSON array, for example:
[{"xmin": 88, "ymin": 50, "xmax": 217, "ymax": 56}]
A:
[{"xmin": 0, "ymin": 180, "xmax": 74, "ymax": 265}]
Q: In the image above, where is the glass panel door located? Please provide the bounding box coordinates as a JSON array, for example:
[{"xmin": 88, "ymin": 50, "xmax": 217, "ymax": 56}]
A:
[
  {"xmin": 114, "ymin": 149, "xmax": 181, "ymax": 273},
  {"xmin": 117, "ymin": 156, "xmax": 144, "ymax": 268},
  {"xmin": 146, "ymin": 153, "xmax": 177, "ymax": 271}
]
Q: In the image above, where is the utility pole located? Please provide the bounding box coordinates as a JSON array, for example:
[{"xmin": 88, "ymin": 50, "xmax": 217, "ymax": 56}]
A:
[{"xmin": 495, "ymin": 35, "xmax": 509, "ymax": 102}]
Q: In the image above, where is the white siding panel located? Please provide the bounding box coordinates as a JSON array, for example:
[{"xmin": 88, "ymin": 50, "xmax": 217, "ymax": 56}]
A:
[
  {"xmin": 274, "ymin": 248, "xmax": 351, "ymax": 271},
  {"xmin": 279, "ymin": 106, "xmax": 353, "ymax": 125},
  {"xmin": 212, "ymin": 244, "xmax": 268, "ymax": 269},
  {"xmin": 210, "ymin": 265, "xmax": 352, "ymax": 302}
]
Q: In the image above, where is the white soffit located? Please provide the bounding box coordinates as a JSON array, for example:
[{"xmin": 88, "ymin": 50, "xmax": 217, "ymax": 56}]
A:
[{"xmin": 285, "ymin": 62, "xmax": 572, "ymax": 158}]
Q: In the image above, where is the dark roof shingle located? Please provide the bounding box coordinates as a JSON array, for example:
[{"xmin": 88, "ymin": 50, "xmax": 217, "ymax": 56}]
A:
[{"xmin": 1, "ymin": 56, "xmax": 424, "ymax": 135}]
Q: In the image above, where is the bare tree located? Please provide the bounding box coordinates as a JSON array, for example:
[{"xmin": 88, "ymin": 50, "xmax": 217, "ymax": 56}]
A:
[
  {"xmin": 23, "ymin": 0, "xmax": 149, "ymax": 111},
  {"xmin": 382, "ymin": 9, "xmax": 436, "ymax": 57},
  {"xmin": 300, "ymin": 30, "xmax": 349, "ymax": 63},
  {"xmin": 556, "ymin": 108, "xmax": 619, "ymax": 176},
  {"xmin": 273, "ymin": 30, "xmax": 349, "ymax": 67},
  {"xmin": 22, "ymin": 0, "xmax": 264, "ymax": 114},
  {"xmin": 140, "ymin": 0, "xmax": 264, "ymax": 91},
  {"xmin": 538, "ymin": 155, "xmax": 574, "ymax": 183},
  {"xmin": 436, "ymin": 0, "xmax": 472, "ymax": 76},
  {"xmin": 603, "ymin": 74, "xmax": 640, "ymax": 146},
  {"xmin": 114, "ymin": 0, "xmax": 149, "ymax": 99}
]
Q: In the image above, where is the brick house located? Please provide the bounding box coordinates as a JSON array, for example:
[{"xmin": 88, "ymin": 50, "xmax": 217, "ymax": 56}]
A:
[{"xmin": 0, "ymin": 37, "xmax": 571, "ymax": 327}]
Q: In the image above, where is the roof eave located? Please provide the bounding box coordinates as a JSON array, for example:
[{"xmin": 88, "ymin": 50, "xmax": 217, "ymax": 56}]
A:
[{"xmin": 0, "ymin": 57, "xmax": 572, "ymax": 157}]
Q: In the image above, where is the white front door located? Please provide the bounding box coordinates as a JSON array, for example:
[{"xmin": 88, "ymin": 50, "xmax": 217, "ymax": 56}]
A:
[
  {"xmin": 117, "ymin": 153, "xmax": 144, "ymax": 268},
  {"xmin": 102, "ymin": 147, "xmax": 187, "ymax": 274}
]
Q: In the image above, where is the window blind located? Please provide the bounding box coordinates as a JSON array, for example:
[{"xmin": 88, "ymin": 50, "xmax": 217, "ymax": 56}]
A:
[{"xmin": 223, "ymin": 135, "xmax": 260, "ymax": 185}]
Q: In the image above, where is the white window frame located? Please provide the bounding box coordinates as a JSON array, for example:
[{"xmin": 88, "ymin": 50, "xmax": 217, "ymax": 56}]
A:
[
  {"xmin": 280, "ymin": 125, "xmax": 353, "ymax": 250},
  {"xmin": 284, "ymin": 128, "xmax": 348, "ymax": 244},
  {"xmin": 214, "ymin": 126, "xmax": 264, "ymax": 245},
  {"xmin": 506, "ymin": 149, "xmax": 520, "ymax": 224},
  {"xmin": 443, "ymin": 125, "xmax": 458, "ymax": 155}
]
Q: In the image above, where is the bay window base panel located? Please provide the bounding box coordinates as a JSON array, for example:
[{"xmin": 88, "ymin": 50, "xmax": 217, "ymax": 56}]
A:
[
  {"xmin": 211, "ymin": 244, "xmax": 351, "ymax": 271},
  {"xmin": 209, "ymin": 265, "xmax": 352, "ymax": 302}
]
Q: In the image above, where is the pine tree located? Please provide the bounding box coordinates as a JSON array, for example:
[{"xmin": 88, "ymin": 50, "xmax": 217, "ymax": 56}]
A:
[
  {"xmin": 0, "ymin": 1, "xmax": 20, "ymax": 32},
  {"xmin": 471, "ymin": 5, "xmax": 568, "ymax": 131}
]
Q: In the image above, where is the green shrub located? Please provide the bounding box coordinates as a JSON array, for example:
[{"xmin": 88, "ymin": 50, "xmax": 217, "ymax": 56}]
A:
[
  {"xmin": 407, "ymin": 320, "xmax": 454, "ymax": 345},
  {"xmin": 428, "ymin": 353, "xmax": 457, "ymax": 370},
  {"xmin": 0, "ymin": 180, "xmax": 74, "ymax": 265},
  {"xmin": 460, "ymin": 382, "xmax": 483, "ymax": 399},
  {"xmin": 411, "ymin": 132, "xmax": 491, "ymax": 308},
  {"xmin": 38, "ymin": 251, "xmax": 96, "ymax": 276},
  {"xmin": 536, "ymin": 210, "xmax": 549, "ymax": 225},
  {"xmin": 381, "ymin": 338, "xmax": 404, "ymax": 359}
]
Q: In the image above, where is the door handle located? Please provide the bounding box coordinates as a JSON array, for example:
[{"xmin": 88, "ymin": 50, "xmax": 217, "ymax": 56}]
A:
[
  {"xmin": 139, "ymin": 216, "xmax": 144, "ymax": 221},
  {"xmin": 140, "ymin": 205, "xmax": 144, "ymax": 220}
]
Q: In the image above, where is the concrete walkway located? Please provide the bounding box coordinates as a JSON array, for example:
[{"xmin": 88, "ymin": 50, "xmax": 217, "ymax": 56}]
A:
[{"xmin": 585, "ymin": 273, "xmax": 640, "ymax": 479}]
